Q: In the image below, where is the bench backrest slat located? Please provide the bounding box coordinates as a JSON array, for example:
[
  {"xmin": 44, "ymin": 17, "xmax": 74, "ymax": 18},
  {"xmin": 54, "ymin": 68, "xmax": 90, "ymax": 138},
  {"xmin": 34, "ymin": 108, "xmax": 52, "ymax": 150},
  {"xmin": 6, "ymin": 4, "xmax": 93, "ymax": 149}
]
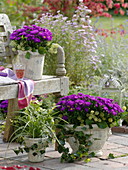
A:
[{"xmin": 0, "ymin": 14, "xmax": 13, "ymax": 66}]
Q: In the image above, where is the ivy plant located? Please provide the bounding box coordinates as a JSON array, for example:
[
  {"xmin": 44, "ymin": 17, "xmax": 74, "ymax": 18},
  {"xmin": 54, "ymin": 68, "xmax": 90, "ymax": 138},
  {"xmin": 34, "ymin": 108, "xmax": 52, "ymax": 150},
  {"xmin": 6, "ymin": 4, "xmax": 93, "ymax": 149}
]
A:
[{"xmin": 56, "ymin": 125, "xmax": 95, "ymax": 163}]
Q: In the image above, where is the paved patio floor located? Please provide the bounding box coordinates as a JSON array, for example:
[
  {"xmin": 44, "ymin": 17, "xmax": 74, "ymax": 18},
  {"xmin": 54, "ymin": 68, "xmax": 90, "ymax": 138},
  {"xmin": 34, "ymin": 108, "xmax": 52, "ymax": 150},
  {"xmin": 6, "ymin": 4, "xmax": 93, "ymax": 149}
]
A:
[{"xmin": 0, "ymin": 132, "xmax": 128, "ymax": 170}]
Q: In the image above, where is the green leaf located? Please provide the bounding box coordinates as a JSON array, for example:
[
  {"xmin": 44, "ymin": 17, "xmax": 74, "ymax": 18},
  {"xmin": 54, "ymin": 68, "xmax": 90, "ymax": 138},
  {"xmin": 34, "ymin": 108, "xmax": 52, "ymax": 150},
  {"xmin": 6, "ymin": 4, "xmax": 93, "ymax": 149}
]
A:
[
  {"xmin": 89, "ymin": 152, "xmax": 95, "ymax": 157},
  {"xmin": 59, "ymin": 139, "xmax": 65, "ymax": 146},
  {"xmin": 38, "ymin": 46, "xmax": 44, "ymax": 54},
  {"xmin": 25, "ymin": 51, "xmax": 31, "ymax": 59},
  {"xmin": 58, "ymin": 145, "xmax": 65, "ymax": 153},
  {"xmin": 40, "ymin": 150, "xmax": 45, "ymax": 154},
  {"xmin": 24, "ymin": 147, "xmax": 29, "ymax": 153},
  {"xmin": 13, "ymin": 149, "xmax": 20, "ymax": 155},
  {"xmin": 31, "ymin": 143, "xmax": 38, "ymax": 150},
  {"xmin": 85, "ymin": 119, "xmax": 93, "ymax": 126},
  {"xmin": 84, "ymin": 158, "xmax": 91, "ymax": 163},
  {"xmin": 33, "ymin": 152, "xmax": 38, "ymax": 156},
  {"xmin": 81, "ymin": 127, "xmax": 87, "ymax": 131},
  {"xmin": 97, "ymin": 122, "xmax": 108, "ymax": 129},
  {"xmin": 108, "ymin": 153, "xmax": 115, "ymax": 159},
  {"xmin": 87, "ymin": 140, "xmax": 92, "ymax": 146}
]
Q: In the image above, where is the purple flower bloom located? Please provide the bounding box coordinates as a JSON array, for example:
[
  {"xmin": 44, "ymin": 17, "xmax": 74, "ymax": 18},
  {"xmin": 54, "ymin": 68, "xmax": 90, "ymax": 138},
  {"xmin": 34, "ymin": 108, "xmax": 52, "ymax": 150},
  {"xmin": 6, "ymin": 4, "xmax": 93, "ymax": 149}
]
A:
[
  {"xmin": 62, "ymin": 115, "xmax": 68, "ymax": 120},
  {"xmin": 103, "ymin": 106, "xmax": 109, "ymax": 111},
  {"xmin": 30, "ymin": 30, "xmax": 39, "ymax": 34},
  {"xmin": 55, "ymin": 93, "xmax": 124, "ymax": 127},
  {"xmin": 10, "ymin": 25, "xmax": 53, "ymax": 54},
  {"xmin": 75, "ymin": 100, "xmax": 85, "ymax": 105},
  {"xmin": 76, "ymin": 106, "xmax": 81, "ymax": 111},
  {"xmin": 0, "ymin": 100, "xmax": 8, "ymax": 108},
  {"xmin": 19, "ymin": 32, "xmax": 27, "ymax": 36},
  {"xmin": 34, "ymin": 38, "xmax": 41, "ymax": 43},
  {"xmin": 15, "ymin": 37, "xmax": 21, "ymax": 40},
  {"xmin": 60, "ymin": 107, "xmax": 65, "ymax": 111},
  {"xmin": 85, "ymin": 102, "xmax": 91, "ymax": 107},
  {"xmin": 67, "ymin": 100, "xmax": 75, "ymax": 106},
  {"xmin": 84, "ymin": 108, "xmax": 89, "ymax": 112}
]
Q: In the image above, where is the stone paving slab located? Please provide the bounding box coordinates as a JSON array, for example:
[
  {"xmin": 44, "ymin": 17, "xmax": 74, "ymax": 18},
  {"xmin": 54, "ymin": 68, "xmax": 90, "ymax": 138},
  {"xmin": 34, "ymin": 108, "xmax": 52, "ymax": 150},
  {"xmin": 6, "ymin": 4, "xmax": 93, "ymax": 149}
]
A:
[
  {"xmin": 114, "ymin": 133, "xmax": 128, "ymax": 138},
  {"xmin": 81, "ymin": 159, "xmax": 128, "ymax": 169},
  {"xmin": 102, "ymin": 141, "xmax": 124, "ymax": 150},
  {"xmin": 108, "ymin": 134, "xmax": 128, "ymax": 146},
  {"xmin": 109, "ymin": 156, "xmax": 128, "ymax": 165},
  {"xmin": 112, "ymin": 146, "xmax": 128, "ymax": 154}
]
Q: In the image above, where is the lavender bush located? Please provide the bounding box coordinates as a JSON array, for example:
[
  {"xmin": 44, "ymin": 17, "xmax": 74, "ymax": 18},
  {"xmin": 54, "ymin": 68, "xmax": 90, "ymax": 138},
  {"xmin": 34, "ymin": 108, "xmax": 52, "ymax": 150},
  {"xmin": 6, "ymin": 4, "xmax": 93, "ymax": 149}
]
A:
[
  {"xmin": 10, "ymin": 25, "xmax": 53, "ymax": 58},
  {"xmin": 54, "ymin": 93, "xmax": 124, "ymax": 128},
  {"xmin": 35, "ymin": 3, "xmax": 99, "ymax": 85}
]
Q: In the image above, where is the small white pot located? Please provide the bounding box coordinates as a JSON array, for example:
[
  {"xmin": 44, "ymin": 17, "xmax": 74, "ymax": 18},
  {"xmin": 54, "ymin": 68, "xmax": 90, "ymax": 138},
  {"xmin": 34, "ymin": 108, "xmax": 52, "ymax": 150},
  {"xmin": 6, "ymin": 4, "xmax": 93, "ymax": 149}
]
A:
[
  {"xmin": 24, "ymin": 137, "xmax": 48, "ymax": 162},
  {"xmin": 18, "ymin": 50, "xmax": 45, "ymax": 80}
]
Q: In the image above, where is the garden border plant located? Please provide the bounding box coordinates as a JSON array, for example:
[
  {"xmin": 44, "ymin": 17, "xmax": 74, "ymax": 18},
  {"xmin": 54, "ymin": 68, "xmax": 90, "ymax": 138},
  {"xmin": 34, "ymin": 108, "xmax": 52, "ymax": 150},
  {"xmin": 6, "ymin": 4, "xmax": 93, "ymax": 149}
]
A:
[
  {"xmin": 53, "ymin": 92, "xmax": 125, "ymax": 162},
  {"xmin": 55, "ymin": 124, "xmax": 95, "ymax": 163},
  {"xmin": 36, "ymin": 2, "xmax": 99, "ymax": 85}
]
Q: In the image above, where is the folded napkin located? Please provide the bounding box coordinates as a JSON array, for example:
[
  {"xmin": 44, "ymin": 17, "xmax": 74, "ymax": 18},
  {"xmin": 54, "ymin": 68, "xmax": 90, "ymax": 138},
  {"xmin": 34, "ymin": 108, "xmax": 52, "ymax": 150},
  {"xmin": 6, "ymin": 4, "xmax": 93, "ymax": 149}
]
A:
[
  {"xmin": 0, "ymin": 66, "xmax": 5, "ymax": 71},
  {"xmin": 0, "ymin": 71, "xmax": 7, "ymax": 77},
  {"xmin": 0, "ymin": 66, "xmax": 7, "ymax": 76},
  {"xmin": 0, "ymin": 68, "xmax": 34, "ymax": 109}
]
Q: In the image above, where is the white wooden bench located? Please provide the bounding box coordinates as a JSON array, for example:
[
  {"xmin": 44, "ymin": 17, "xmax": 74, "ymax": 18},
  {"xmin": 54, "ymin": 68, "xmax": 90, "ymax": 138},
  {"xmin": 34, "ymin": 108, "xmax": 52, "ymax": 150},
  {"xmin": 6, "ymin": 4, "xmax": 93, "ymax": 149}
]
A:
[{"xmin": 0, "ymin": 14, "xmax": 69, "ymax": 142}]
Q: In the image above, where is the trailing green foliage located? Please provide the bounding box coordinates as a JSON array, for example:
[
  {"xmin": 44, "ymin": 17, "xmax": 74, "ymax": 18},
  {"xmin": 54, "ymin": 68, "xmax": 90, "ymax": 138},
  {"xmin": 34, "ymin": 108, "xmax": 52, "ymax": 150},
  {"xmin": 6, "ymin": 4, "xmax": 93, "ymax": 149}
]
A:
[{"xmin": 56, "ymin": 125, "xmax": 95, "ymax": 163}]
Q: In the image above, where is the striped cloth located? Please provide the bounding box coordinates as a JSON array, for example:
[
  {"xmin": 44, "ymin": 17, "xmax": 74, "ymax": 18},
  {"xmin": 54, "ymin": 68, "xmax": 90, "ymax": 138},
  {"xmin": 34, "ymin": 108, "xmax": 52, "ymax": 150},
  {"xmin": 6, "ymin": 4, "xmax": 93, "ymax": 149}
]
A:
[
  {"xmin": 18, "ymin": 80, "xmax": 34, "ymax": 109},
  {"xmin": 0, "ymin": 67, "xmax": 34, "ymax": 109}
]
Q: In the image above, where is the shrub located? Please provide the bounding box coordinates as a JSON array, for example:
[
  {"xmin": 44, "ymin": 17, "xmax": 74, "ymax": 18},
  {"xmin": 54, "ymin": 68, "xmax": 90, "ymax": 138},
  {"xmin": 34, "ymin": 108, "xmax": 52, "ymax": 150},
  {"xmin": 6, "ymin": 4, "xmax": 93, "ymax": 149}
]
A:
[
  {"xmin": 43, "ymin": 0, "xmax": 128, "ymax": 18},
  {"xmin": 35, "ymin": 3, "xmax": 99, "ymax": 85}
]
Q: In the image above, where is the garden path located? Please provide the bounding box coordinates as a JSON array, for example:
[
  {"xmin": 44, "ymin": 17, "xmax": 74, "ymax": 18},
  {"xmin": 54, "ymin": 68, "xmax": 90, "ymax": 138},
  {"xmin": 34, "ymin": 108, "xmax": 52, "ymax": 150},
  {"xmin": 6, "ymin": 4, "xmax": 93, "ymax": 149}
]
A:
[{"xmin": 0, "ymin": 132, "xmax": 128, "ymax": 170}]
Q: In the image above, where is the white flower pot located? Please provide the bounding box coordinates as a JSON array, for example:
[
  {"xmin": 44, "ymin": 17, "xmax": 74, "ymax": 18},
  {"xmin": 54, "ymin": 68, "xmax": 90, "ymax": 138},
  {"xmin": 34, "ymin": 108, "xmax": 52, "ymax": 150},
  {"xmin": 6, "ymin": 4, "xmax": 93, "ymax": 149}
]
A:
[
  {"xmin": 18, "ymin": 50, "xmax": 45, "ymax": 80},
  {"xmin": 65, "ymin": 124, "xmax": 111, "ymax": 157},
  {"xmin": 24, "ymin": 137, "xmax": 47, "ymax": 162}
]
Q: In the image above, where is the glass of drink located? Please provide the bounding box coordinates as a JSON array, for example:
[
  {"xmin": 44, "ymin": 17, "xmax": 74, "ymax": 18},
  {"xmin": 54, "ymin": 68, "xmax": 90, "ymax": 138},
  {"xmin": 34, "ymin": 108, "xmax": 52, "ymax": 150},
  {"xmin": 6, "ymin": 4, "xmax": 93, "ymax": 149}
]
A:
[{"xmin": 14, "ymin": 63, "xmax": 25, "ymax": 80}]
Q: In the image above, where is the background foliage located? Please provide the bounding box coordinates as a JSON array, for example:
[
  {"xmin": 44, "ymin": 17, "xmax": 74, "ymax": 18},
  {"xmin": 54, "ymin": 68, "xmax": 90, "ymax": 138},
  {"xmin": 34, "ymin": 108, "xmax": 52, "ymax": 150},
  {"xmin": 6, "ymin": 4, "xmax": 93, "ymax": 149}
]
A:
[{"xmin": 0, "ymin": 0, "xmax": 127, "ymax": 26}]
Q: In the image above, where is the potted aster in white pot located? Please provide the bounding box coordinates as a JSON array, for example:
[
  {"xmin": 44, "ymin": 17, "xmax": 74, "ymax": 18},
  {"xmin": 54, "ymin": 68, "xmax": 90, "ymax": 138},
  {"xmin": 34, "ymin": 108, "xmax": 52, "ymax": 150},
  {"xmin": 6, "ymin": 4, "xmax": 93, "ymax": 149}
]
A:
[
  {"xmin": 53, "ymin": 93, "xmax": 124, "ymax": 162},
  {"xmin": 10, "ymin": 25, "xmax": 53, "ymax": 80}
]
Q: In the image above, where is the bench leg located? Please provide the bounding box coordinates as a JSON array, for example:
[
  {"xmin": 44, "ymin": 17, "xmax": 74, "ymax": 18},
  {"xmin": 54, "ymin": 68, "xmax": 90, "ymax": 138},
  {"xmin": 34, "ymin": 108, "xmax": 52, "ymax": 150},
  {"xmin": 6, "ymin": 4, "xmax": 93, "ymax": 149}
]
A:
[{"xmin": 3, "ymin": 98, "xmax": 19, "ymax": 142}]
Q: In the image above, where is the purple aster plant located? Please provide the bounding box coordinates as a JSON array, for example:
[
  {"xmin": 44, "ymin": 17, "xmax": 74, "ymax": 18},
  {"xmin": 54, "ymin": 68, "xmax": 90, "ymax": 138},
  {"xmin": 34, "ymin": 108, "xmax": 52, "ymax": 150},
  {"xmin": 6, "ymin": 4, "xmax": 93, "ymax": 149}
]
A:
[
  {"xmin": 10, "ymin": 25, "xmax": 53, "ymax": 57},
  {"xmin": 54, "ymin": 93, "xmax": 124, "ymax": 128},
  {"xmin": 0, "ymin": 100, "xmax": 8, "ymax": 118}
]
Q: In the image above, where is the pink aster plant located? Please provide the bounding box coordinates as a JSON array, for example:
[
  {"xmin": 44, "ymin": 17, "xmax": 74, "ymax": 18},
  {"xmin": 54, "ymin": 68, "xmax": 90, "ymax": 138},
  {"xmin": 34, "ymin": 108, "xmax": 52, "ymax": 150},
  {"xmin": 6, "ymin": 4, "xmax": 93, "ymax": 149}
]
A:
[
  {"xmin": 54, "ymin": 93, "xmax": 124, "ymax": 128},
  {"xmin": 10, "ymin": 25, "xmax": 53, "ymax": 58}
]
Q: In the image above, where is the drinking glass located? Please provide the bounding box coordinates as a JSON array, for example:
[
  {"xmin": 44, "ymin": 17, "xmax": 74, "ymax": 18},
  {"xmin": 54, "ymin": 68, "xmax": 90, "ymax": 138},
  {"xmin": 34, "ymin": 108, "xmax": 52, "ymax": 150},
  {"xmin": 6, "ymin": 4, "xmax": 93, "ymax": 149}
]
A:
[{"xmin": 14, "ymin": 63, "xmax": 25, "ymax": 80}]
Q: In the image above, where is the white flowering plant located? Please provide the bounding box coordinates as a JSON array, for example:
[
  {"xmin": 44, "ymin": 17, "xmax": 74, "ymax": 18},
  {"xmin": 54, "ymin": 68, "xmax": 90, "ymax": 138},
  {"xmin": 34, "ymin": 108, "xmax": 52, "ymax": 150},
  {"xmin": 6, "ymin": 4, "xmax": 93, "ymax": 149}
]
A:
[{"xmin": 35, "ymin": 2, "xmax": 100, "ymax": 84}]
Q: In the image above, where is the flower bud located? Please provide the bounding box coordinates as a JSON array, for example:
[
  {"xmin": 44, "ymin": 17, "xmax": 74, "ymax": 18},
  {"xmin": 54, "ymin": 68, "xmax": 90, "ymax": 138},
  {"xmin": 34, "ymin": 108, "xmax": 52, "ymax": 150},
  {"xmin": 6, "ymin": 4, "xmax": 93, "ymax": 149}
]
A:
[
  {"xmin": 108, "ymin": 118, "xmax": 113, "ymax": 122},
  {"xmin": 122, "ymin": 106, "xmax": 127, "ymax": 111}
]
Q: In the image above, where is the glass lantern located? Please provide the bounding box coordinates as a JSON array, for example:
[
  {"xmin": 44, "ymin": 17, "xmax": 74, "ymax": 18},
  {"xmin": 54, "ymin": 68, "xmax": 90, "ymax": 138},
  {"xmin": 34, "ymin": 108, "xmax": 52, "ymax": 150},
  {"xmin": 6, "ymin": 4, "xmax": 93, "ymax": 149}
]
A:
[{"xmin": 99, "ymin": 75, "xmax": 125, "ymax": 126}]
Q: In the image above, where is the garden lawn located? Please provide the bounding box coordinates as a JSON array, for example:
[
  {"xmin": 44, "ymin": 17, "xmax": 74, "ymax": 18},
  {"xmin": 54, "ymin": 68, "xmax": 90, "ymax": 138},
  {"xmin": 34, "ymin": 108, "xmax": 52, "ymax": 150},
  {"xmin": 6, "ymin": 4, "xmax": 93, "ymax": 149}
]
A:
[
  {"xmin": 91, "ymin": 16, "xmax": 128, "ymax": 60},
  {"xmin": 91, "ymin": 16, "xmax": 128, "ymax": 30}
]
